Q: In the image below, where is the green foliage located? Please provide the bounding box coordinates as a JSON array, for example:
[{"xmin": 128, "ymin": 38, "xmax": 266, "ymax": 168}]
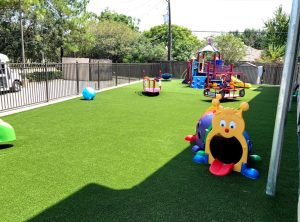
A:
[
  {"xmin": 88, "ymin": 20, "xmax": 139, "ymax": 62},
  {"xmin": 214, "ymin": 34, "xmax": 246, "ymax": 64},
  {"xmin": 123, "ymin": 35, "xmax": 167, "ymax": 63},
  {"xmin": 229, "ymin": 6, "xmax": 289, "ymax": 63},
  {"xmin": 263, "ymin": 5, "xmax": 289, "ymax": 48},
  {"xmin": 261, "ymin": 5, "xmax": 289, "ymax": 62},
  {"xmin": 99, "ymin": 9, "xmax": 140, "ymax": 32},
  {"xmin": 1, "ymin": 3, "xmax": 165, "ymax": 63},
  {"xmin": 0, "ymin": 0, "xmax": 40, "ymax": 10},
  {"xmin": 0, "ymin": 0, "xmax": 17, "ymax": 9},
  {"xmin": 88, "ymin": 19, "xmax": 166, "ymax": 63},
  {"xmin": 144, "ymin": 24, "xmax": 204, "ymax": 61},
  {"xmin": 63, "ymin": 11, "xmax": 96, "ymax": 58},
  {"xmin": 26, "ymin": 70, "xmax": 63, "ymax": 82},
  {"xmin": 230, "ymin": 29, "xmax": 266, "ymax": 50},
  {"xmin": 0, "ymin": 9, "xmax": 20, "ymax": 61},
  {"xmin": 0, "ymin": 0, "xmax": 92, "ymax": 62},
  {"xmin": 1, "ymin": 3, "xmax": 202, "ymax": 63},
  {"xmin": 261, "ymin": 43, "xmax": 285, "ymax": 63}
]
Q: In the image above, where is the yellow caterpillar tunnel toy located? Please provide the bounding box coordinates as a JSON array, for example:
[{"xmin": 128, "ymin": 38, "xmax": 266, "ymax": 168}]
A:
[{"xmin": 185, "ymin": 95, "xmax": 261, "ymax": 179}]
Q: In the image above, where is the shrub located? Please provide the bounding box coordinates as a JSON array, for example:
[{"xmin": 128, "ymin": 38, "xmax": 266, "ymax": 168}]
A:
[{"xmin": 26, "ymin": 71, "xmax": 63, "ymax": 82}]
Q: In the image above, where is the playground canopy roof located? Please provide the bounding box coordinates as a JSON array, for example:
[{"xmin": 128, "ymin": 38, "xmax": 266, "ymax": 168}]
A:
[{"xmin": 199, "ymin": 44, "xmax": 220, "ymax": 53}]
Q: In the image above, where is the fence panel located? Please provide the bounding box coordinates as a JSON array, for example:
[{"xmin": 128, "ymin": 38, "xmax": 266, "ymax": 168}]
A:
[
  {"xmin": 234, "ymin": 63, "xmax": 300, "ymax": 85},
  {"xmin": 234, "ymin": 65, "xmax": 258, "ymax": 84},
  {"xmin": 262, "ymin": 64, "xmax": 284, "ymax": 85}
]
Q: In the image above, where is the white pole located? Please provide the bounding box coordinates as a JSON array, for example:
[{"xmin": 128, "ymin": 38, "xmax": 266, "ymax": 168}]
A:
[{"xmin": 266, "ymin": 0, "xmax": 300, "ymax": 196}]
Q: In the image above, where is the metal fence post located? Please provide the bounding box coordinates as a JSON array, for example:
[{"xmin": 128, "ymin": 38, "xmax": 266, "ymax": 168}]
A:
[
  {"xmin": 76, "ymin": 61, "xmax": 79, "ymax": 95},
  {"xmin": 89, "ymin": 62, "xmax": 91, "ymax": 81},
  {"xmin": 128, "ymin": 64, "xmax": 131, "ymax": 83},
  {"xmin": 115, "ymin": 64, "xmax": 118, "ymax": 86},
  {"xmin": 97, "ymin": 61, "xmax": 100, "ymax": 90},
  {"xmin": 45, "ymin": 62, "xmax": 49, "ymax": 102}
]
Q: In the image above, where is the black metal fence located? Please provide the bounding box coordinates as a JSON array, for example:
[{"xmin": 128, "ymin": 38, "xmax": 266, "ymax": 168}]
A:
[
  {"xmin": 0, "ymin": 62, "xmax": 188, "ymax": 112},
  {"xmin": 0, "ymin": 61, "xmax": 297, "ymax": 112}
]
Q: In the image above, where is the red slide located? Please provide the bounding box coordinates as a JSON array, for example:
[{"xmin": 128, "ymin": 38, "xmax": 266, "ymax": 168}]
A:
[{"xmin": 209, "ymin": 159, "xmax": 234, "ymax": 176}]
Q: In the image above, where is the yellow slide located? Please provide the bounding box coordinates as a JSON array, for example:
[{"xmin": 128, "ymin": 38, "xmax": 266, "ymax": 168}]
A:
[{"xmin": 231, "ymin": 76, "xmax": 252, "ymax": 88}]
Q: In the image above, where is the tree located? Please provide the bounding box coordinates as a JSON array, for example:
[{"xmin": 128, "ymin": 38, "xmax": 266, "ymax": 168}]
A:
[
  {"xmin": 0, "ymin": 0, "xmax": 92, "ymax": 62},
  {"xmin": 262, "ymin": 5, "xmax": 289, "ymax": 62},
  {"xmin": 242, "ymin": 29, "xmax": 265, "ymax": 49},
  {"xmin": 0, "ymin": 9, "xmax": 20, "ymax": 61},
  {"xmin": 88, "ymin": 20, "xmax": 139, "ymax": 62},
  {"xmin": 123, "ymin": 35, "xmax": 166, "ymax": 63},
  {"xmin": 0, "ymin": 0, "xmax": 40, "ymax": 9},
  {"xmin": 0, "ymin": 0, "xmax": 41, "ymax": 61},
  {"xmin": 144, "ymin": 24, "xmax": 204, "ymax": 61},
  {"xmin": 88, "ymin": 17, "xmax": 166, "ymax": 63},
  {"xmin": 99, "ymin": 9, "xmax": 140, "ymax": 32},
  {"xmin": 36, "ymin": 0, "xmax": 93, "ymax": 60},
  {"xmin": 263, "ymin": 5, "xmax": 289, "ymax": 48},
  {"xmin": 214, "ymin": 34, "xmax": 246, "ymax": 64},
  {"xmin": 261, "ymin": 43, "xmax": 285, "ymax": 63},
  {"xmin": 230, "ymin": 29, "xmax": 266, "ymax": 50}
]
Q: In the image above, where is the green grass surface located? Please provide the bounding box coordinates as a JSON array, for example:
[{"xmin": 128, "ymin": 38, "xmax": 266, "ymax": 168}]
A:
[{"xmin": 0, "ymin": 80, "xmax": 298, "ymax": 221}]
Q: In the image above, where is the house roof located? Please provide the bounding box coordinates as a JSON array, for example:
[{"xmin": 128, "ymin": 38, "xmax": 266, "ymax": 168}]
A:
[{"xmin": 242, "ymin": 46, "xmax": 262, "ymax": 62}]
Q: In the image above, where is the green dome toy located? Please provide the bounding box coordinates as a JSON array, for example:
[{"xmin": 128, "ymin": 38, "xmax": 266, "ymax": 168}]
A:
[{"xmin": 0, "ymin": 119, "xmax": 16, "ymax": 143}]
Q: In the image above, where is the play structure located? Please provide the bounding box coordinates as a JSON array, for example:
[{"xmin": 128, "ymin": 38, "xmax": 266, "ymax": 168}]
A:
[
  {"xmin": 185, "ymin": 95, "xmax": 260, "ymax": 179},
  {"xmin": 0, "ymin": 119, "xmax": 16, "ymax": 143},
  {"xmin": 82, "ymin": 87, "xmax": 96, "ymax": 100},
  {"xmin": 184, "ymin": 39, "xmax": 251, "ymax": 99},
  {"xmin": 143, "ymin": 74, "xmax": 161, "ymax": 96}
]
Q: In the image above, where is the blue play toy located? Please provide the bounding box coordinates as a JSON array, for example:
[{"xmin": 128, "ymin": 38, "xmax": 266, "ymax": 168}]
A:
[
  {"xmin": 82, "ymin": 87, "xmax": 96, "ymax": 100},
  {"xmin": 161, "ymin": 73, "xmax": 173, "ymax": 80}
]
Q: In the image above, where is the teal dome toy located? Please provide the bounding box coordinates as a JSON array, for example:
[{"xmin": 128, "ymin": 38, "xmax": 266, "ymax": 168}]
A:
[{"xmin": 82, "ymin": 87, "xmax": 96, "ymax": 100}]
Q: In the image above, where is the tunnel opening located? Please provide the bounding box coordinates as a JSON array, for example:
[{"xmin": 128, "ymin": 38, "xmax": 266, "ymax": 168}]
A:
[{"xmin": 210, "ymin": 135, "xmax": 243, "ymax": 164}]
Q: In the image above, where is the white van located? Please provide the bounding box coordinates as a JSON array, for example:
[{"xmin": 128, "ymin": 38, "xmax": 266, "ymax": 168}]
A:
[{"xmin": 0, "ymin": 53, "xmax": 22, "ymax": 92}]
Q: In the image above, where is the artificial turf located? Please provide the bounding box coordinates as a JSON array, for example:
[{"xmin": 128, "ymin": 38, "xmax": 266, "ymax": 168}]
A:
[{"xmin": 0, "ymin": 80, "xmax": 298, "ymax": 221}]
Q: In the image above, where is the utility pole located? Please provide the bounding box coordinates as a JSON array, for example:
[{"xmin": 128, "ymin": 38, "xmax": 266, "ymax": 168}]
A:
[
  {"xmin": 166, "ymin": 0, "xmax": 172, "ymax": 73},
  {"xmin": 19, "ymin": 0, "xmax": 25, "ymax": 64}
]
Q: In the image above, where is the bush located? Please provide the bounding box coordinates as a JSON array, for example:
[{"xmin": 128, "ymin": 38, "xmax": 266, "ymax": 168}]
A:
[{"xmin": 26, "ymin": 71, "xmax": 63, "ymax": 82}]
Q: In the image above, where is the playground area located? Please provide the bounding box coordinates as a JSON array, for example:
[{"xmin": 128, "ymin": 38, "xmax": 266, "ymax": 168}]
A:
[
  {"xmin": 183, "ymin": 40, "xmax": 254, "ymax": 100},
  {"xmin": 0, "ymin": 80, "xmax": 297, "ymax": 221}
]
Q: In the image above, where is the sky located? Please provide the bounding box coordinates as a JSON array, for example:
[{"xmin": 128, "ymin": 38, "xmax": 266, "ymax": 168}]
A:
[{"xmin": 86, "ymin": 0, "xmax": 292, "ymax": 39}]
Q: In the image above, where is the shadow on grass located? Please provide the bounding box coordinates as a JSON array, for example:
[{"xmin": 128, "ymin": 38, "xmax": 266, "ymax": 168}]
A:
[
  {"xmin": 79, "ymin": 98, "xmax": 95, "ymax": 101},
  {"xmin": 0, "ymin": 144, "xmax": 14, "ymax": 150},
  {"xmin": 28, "ymin": 86, "xmax": 298, "ymax": 222},
  {"xmin": 141, "ymin": 91, "xmax": 160, "ymax": 97},
  {"xmin": 181, "ymin": 84, "xmax": 191, "ymax": 88},
  {"xmin": 135, "ymin": 91, "xmax": 160, "ymax": 97},
  {"xmin": 201, "ymin": 98, "xmax": 239, "ymax": 104}
]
